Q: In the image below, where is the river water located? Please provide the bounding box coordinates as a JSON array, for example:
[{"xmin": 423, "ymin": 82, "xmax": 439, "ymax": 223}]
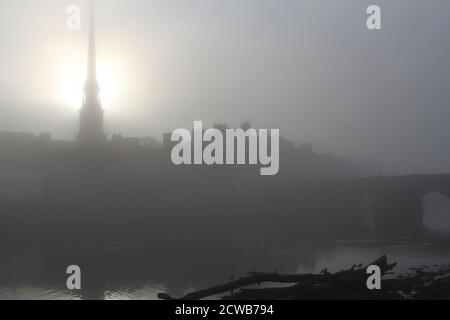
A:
[{"xmin": 1, "ymin": 237, "xmax": 449, "ymax": 300}]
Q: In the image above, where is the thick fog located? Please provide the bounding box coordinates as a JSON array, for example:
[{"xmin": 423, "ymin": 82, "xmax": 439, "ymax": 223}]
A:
[{"xmin": 1, "ymin": 0, "xmax": 450, "ymax": 175}]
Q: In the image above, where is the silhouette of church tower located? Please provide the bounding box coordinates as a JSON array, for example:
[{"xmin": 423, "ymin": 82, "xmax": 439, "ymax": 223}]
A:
[{"xmin": 78, "ymin": 9, "xmax": 105, "ymax": 145}]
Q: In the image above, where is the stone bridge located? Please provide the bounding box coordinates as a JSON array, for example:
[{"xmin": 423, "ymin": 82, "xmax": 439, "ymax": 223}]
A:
[{"xmin": 337, "ymin": 174, "xmax": 450, "ymax": 235}]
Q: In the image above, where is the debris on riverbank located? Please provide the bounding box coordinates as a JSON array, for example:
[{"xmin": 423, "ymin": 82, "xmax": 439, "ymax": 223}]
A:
[{"xmin": 158, "ymin": 255, "xmax": 450, "ymax": 300}]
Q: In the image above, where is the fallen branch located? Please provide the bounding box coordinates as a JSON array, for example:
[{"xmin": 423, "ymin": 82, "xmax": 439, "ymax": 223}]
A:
[{"xmin": 158, "ymin": 255, "xmax": 395, "ymax": 300}]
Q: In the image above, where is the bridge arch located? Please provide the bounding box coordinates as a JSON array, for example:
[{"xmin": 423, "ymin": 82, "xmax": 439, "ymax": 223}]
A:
[
  {"xmin": 421, "ymin": 191, "xmax": 450, "ymax": 233},
  {"xmin": 353, "ymin": 175, "xmax": 450, "ymax": 236}
]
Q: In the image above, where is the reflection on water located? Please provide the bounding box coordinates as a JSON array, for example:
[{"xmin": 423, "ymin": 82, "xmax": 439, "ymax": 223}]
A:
[
  {"xmin": 295, "ymin": 239, "xmax": 450, "ymax": 275},
  {"xmin": 0, "ymin": 287, "xmax": 81, "ymax": 300},
  {"xmin": 104, "ymin": 285, "xmax": 168, "ymax": 300},
  {"xmin": 1, "ymin": 239, "xmax": 450, "ymax": 300}
]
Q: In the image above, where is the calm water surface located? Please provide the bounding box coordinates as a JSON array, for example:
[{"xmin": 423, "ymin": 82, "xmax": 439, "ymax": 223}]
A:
[{"xmin": 1, "ymin": 238, "xmax": 449, "ymax": 300}]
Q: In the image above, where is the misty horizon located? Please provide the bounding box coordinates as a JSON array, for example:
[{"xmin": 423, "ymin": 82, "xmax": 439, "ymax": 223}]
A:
[
  {"xmin": 1, "ymin": 0, "xmax": 450, "ymax": 176},
  {"xmin": 2, "ymin": 1, "xmax": 450, "ymax": 304}
]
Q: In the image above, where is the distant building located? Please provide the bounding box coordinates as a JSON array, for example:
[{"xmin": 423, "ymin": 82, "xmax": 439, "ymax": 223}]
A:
[
  {"xmin": 111, "ymin": 133, "xmax": 139, "ymax": 148},
  {"xmin": 0, "ymin": 131, "xmax": 36, "ymax": 148}
]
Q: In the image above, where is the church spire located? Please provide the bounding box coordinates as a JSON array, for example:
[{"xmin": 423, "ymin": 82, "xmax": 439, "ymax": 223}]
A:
[
  {"xmin": 84, "ymin": 8, "xmax": 100, "ymax": 105},
  {"xmin": 78, "ymin": 4, "xmax": 105, "ymax": 145},
  {"xmin": 87, "ymin": 10, "xmax": 97, "ymax": 85}
]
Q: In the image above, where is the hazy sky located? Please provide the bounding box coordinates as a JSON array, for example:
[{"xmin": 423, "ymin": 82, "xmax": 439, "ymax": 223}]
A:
[{"xmin": 1, "ymin": 0, "xmax": 450, "ymax": 175}]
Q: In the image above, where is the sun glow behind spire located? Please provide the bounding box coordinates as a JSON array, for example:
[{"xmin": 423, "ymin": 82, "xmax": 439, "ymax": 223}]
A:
[
  {"xmin": 56, "ymin": 4, "xmax": 123, "ymax": 114},
  {"xmin": 56, "ymin": 57, "xmax": 123, "ymax": 113}
]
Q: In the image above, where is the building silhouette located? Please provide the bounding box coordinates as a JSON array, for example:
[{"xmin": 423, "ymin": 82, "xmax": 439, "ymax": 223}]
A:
[
  {"xmin": 78, "ymin": 11, "xmax": 105, "ymax": 145},
  {"xmin": 0, "ymin": 5, "xmax": 367, "ymax": 243}
]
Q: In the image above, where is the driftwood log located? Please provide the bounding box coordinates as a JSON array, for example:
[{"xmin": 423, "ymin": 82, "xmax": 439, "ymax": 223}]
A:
[{"xmin": 158, "ymin": 255, "xmax": 398, "ymax": 300}]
